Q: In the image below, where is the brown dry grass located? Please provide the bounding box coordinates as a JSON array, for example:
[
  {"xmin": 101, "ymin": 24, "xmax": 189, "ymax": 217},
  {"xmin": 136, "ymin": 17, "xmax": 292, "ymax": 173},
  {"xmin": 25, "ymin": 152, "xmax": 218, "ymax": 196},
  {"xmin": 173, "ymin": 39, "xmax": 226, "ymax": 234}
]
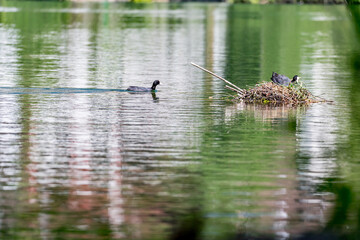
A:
[{"xmin": 231, "ymin": 82, "xmax": 325, "ymax": 105}]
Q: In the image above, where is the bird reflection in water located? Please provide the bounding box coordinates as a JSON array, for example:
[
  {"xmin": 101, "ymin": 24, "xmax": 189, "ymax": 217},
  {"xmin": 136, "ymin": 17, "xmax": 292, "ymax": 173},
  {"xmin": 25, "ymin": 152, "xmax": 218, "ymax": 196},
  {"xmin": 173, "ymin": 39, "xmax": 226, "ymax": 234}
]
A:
[{"xmin": 126, "ymin": 89, "xmax": 159, "ymax": 102}]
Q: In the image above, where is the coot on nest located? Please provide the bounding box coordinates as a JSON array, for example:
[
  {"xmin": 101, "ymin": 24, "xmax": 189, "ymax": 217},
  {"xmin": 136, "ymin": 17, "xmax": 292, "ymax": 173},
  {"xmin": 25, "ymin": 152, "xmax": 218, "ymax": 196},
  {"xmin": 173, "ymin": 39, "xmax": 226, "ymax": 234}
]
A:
[
  {"xmin": 271, "ymin": 72, "xmax": 300, "ymax": 86},
  {"xmin": 127, "ymin": 80, "xmax": 160, "ymax": 92}
]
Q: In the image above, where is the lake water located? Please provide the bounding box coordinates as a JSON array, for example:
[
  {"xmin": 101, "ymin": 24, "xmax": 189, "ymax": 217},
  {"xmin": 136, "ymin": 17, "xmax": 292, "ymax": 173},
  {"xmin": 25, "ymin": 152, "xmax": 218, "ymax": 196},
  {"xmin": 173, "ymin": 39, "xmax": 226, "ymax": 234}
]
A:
[{"xmin": 0, "ymin": 1, "xmax": 360, "ymax": 239}]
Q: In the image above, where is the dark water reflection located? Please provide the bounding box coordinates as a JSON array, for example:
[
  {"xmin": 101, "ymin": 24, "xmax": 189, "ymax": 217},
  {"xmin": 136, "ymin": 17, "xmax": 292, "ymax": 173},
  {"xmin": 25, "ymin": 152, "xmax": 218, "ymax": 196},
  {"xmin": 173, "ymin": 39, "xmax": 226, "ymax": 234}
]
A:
[{"xmin": 0, "ymin": 1, "xmax": 360, "ymax": 239}]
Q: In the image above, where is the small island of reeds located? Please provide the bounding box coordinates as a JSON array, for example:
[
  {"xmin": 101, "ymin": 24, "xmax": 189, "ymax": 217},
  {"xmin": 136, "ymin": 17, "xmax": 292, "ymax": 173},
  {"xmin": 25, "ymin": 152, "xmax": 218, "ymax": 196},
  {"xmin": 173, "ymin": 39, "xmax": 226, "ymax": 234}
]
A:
[
  {"xmin": 191, "ymin": 62, "xmax": 328, "ymax": 105},
  {"xmin": 230, "ymin": 82, "xmax": 323, "ymax": 105}
]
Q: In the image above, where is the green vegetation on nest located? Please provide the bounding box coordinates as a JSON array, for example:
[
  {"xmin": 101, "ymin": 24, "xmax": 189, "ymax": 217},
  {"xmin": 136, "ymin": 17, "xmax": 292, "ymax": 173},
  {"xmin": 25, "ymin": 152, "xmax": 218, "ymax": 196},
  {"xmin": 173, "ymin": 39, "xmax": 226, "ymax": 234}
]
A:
[{"xmin": 232, "ymin": 82, "xmax": 325, "ymax": 105}]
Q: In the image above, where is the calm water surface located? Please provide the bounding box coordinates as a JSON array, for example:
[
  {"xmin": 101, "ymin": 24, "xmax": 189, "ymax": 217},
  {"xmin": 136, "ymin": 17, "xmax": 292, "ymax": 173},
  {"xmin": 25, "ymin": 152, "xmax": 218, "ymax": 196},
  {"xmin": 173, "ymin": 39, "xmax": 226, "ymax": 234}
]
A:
[{"xmin": 0, "ymin": 1, "xmax": 360, "ymax": 239}]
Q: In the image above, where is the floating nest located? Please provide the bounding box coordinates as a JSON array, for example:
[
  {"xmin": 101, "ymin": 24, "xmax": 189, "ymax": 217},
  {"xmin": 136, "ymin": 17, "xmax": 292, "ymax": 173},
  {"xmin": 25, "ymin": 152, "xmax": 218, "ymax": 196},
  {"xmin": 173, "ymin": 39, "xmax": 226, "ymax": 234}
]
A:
[
  {"xmin": 190, "ymin": 62, "xmax": 329, "ymax": 105},
  {"xmin": 229, "ymin": 82, "xmax": 324, "ymax": 105}
]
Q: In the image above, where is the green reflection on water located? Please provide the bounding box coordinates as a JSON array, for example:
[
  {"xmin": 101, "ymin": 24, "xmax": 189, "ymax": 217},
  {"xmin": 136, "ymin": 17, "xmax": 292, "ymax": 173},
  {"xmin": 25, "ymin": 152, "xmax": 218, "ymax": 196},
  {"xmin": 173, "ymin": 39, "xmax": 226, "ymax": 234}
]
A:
[
  {"xmin": 198, "ymin": 105, "xmax": 303, "ymax": 239},
  {"xmin": 0, "ymin": 1, "xmax": 360, "ymax": 240},
  {"xmin": 321, "ymin": 3, "xmax": 360, "ymax": 239}
]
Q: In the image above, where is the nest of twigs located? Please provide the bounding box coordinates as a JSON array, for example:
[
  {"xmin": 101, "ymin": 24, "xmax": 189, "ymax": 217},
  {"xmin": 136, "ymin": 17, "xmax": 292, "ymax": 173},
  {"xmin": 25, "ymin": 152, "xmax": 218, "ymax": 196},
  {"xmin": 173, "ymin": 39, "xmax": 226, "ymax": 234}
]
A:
[
  {"xmin": 228, "ymin": 82, "xmax": 325, "ymax": 105},
  {"xmin": 190, "ymin": 62, "xmax": 328, "ymax": 105}
]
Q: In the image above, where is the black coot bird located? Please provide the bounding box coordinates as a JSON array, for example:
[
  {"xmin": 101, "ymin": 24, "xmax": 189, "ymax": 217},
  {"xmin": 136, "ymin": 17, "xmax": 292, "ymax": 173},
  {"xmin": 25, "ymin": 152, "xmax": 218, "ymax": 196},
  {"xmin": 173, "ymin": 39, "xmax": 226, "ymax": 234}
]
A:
[
  {"xmin": 127, "ymin": 80, "xmax": 160, "ymax": 92},
  {"xmin": 271, "ymin": 72, "xmax": 300, "ymax": 86}
]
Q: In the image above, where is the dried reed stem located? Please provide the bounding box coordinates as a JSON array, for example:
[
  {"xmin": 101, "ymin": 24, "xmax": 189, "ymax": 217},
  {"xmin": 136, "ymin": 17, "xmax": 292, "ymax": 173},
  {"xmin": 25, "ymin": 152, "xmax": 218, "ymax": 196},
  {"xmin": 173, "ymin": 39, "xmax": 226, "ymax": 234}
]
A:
[{"xmin": 191, "ymin": 62, "xmax": 245, "ymax": 94}]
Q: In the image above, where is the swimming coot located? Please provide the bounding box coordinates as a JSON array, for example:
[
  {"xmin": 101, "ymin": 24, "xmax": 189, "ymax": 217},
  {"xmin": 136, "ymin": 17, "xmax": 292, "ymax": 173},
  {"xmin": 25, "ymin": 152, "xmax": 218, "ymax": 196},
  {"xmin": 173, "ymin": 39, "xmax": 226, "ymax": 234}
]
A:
[
  {"xmin": 271, "ymin": 72, "xmax": 300, "ymax": 86},
  {"xmin": 127, "ymin": 80, "xmax": 160, "ymax": 92}
]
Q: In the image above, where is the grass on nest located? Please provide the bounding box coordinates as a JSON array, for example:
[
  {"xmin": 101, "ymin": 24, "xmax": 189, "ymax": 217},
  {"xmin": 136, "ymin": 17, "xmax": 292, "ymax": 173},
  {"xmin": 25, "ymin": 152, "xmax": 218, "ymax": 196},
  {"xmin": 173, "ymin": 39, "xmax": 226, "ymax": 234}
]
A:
[{"xmin": 232, "ymin": 82, "xmax": 324, "ymax": 105}]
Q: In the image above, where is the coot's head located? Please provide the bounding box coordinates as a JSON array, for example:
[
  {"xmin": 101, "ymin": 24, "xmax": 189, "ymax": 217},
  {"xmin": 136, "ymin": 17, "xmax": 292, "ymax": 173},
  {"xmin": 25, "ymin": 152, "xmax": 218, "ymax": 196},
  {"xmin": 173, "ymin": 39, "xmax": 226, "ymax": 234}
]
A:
[
  {"xmin": 292, "ymin": 75, "xmax": 300, "ymax": 83},
  {"xmin": 151, "ymin": 80, "xmax": 160, "ymax": 90}
]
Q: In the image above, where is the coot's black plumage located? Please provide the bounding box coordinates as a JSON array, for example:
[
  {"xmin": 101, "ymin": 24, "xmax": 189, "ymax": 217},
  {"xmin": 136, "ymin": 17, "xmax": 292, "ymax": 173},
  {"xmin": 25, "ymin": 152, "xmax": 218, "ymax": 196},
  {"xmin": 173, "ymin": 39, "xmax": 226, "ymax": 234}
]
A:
[
  {"xmin": 127, "ymin": 80, "xmax": 160, "ymax": 92},
  {"xmin": 271, "ymin": 72, "xmax": 300, "ymax": 86}
]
